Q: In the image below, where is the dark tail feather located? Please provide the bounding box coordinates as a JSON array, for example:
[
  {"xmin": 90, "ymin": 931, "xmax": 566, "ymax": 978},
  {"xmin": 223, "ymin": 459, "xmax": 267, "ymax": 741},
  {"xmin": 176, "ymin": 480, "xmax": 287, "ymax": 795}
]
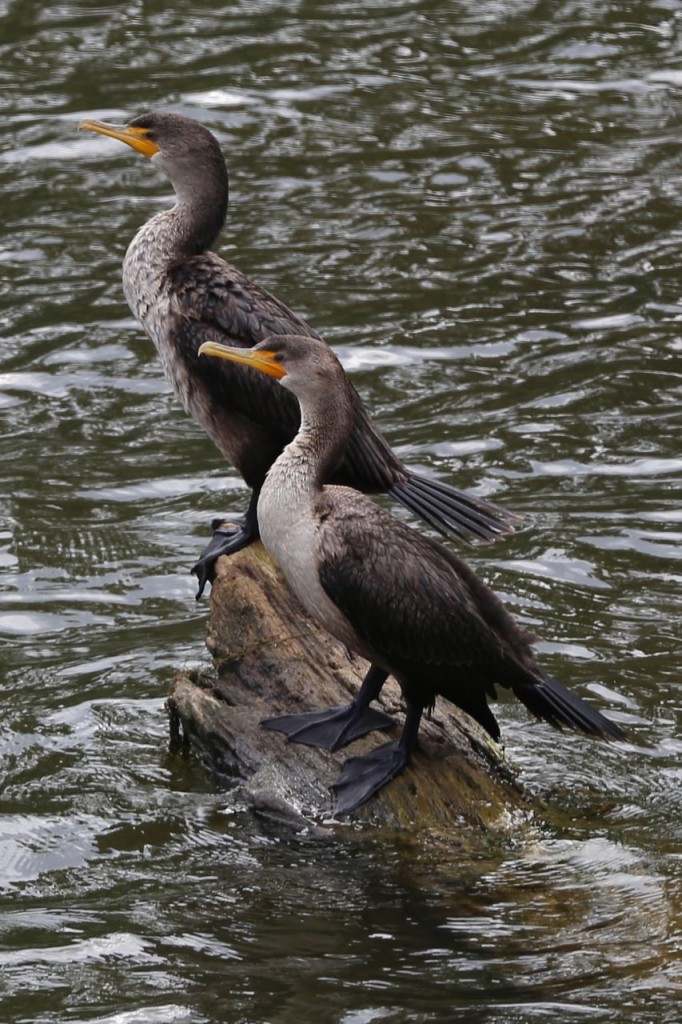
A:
[
  {"xmin": 389, "ymin": 472, "xmax": 520, "ymax": 545},
  {"xmin": 516, "ymin": 672, "xmax": 627, "ymax": 741}
]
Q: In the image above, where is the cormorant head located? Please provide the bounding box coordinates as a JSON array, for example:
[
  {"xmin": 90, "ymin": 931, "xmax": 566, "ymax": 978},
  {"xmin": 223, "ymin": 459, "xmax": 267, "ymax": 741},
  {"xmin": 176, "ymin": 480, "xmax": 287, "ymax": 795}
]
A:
[
  {"xmin": 198, "ymin": 334, "xmax": 352, "ymax": 407},
  {"xmin": 79, "ymin": 110, "xmax": 229, "ymax": 249}
]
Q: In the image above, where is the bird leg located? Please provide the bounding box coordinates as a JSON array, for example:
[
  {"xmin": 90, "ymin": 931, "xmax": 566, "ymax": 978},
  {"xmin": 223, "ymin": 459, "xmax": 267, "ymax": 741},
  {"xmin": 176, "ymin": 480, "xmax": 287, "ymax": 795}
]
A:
[
  {"xmin": 261, "ymin": 665, "xmax": 394, "ymax": 752},
  {"xmin": 191, "ymin": 491, "xmax": 260, "ymax": 599},
  {"xmin": 331, "ymin": 701, "xmax": 423, "ymax": 817}
]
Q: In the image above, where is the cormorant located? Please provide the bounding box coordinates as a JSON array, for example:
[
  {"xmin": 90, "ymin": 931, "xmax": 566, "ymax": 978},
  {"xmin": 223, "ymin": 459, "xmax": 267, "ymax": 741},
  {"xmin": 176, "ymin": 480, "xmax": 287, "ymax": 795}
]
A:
[
  {"xmin": 197, "ymin": 334, "xmax": 626, "ymax": 816},
  {"xmin": 79, "ymin": 111, "xmax": 518, "ymax": 598}
]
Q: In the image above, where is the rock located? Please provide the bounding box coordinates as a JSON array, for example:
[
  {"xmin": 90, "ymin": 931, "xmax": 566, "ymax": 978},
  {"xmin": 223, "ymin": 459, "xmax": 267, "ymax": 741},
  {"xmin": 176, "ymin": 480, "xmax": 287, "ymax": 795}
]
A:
[{"xmin": 168, "ymin": 538, "xmax": 529, "ymax": 833}]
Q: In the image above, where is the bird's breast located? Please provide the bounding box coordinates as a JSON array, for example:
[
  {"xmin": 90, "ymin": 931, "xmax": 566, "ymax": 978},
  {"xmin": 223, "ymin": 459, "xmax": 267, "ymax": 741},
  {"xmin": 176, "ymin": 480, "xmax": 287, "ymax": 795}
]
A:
[
  {"xmin": 122, "ymin": 227, "xmax": 197, "ymax": 404},
  {"xmin": 122, "ymin": 224, "xmax": 170, "ymax": 329},
  {"xmin": 258, "ymin": 471, "xmax": 364, "ymax": 655}
]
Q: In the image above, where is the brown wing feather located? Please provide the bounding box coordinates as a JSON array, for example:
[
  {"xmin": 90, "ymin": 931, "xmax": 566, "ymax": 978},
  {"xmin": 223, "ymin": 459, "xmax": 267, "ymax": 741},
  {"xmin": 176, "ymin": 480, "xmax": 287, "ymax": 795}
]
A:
[
  {"xmin": 166, "ymin": 254, "xmax": 404, "ymax": 491},
  {"xmin": 316, "ymin": 492, "xmax": 533, "ymax": 677},
  {"xmin": 315, "ymin": 493, "xmax": 625, "ymax": 741}
]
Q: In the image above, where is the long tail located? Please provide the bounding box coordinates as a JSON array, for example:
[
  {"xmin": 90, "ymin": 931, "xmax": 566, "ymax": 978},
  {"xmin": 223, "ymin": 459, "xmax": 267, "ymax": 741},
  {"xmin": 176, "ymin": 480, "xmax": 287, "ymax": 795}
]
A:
[
  {"xmin": 516, "ymin": 672, "xmax": 627, "ymax": 740},
  {"xmin": 389, "ymin": 472, "xmax": 521, "ymax": 544}
]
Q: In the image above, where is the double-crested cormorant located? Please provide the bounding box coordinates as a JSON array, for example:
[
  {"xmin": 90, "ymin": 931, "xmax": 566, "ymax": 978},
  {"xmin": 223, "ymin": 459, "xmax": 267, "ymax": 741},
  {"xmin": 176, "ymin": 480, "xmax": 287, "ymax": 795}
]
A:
[
  {"xmin": 79, "ymin": 111, "xmax": 518, "ymax": 598},
  {"xmin": 197, "ymin": 334, "xmax": 626, "ymax": 816}
]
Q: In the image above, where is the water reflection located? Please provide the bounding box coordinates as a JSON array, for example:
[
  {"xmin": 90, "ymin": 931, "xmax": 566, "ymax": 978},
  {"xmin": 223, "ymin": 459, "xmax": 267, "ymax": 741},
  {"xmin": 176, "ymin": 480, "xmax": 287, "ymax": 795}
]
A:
[{"xmin": 2, "ymin": 803, "xmax": 675, "ymax": 1021}]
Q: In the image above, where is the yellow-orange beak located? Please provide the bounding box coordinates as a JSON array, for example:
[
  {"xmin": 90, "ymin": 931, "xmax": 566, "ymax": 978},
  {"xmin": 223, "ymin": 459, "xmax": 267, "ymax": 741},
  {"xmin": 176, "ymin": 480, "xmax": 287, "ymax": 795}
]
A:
[
  {"xmin": 79, "ymin": 119, "xmax": 160, "ymax": 159},
  {"xmin": 198, "ymin": 341, "xmax": 287, "ymax": 380}
]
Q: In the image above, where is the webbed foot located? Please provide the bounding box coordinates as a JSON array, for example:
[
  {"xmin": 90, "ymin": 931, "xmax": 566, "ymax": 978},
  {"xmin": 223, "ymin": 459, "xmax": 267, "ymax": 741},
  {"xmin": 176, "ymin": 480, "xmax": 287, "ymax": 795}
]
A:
[
  {"xmin": 191, "ymin": 492, "xmax": 260, "ymax": 600},
  {"xmin": 332, "ymin": 739, "xmax": 409, "ymax": 816},
  {"xmin": 261, "ymin": 704, "xmax": 395, "ymax": 752},
  {"xmin": 191, "ymin": 520, "xmax": 255, "ymax": 599},
  {"xmin": 331, "ymin": 701, "xmax": 424, "ymax": 816}
]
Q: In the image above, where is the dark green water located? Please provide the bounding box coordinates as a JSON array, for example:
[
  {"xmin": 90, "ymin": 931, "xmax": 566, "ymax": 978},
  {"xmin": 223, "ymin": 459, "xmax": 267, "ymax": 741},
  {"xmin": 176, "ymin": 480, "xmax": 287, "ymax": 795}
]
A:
[{"xmin": 1, "ymin": 2, "xmax": 681, "ymax": 1021}]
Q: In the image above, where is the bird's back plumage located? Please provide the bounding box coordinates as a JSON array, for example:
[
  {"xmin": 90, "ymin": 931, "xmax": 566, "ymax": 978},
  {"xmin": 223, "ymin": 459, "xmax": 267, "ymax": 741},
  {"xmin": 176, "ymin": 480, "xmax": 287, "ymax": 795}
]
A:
[{"xmin": 316, "ymin": 490, "xmax": 625, "ymax": 741}]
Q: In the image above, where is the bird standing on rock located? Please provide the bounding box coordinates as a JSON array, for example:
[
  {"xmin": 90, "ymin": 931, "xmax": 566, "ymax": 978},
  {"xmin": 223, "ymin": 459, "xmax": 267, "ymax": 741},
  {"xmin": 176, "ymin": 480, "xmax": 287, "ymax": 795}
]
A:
[
  {"xmin": 79, "ymin": 111, "xmax": 518, "ymax": 598},
  {"xmin": 197, "ymin": 333, "xmax": 626, "ymax": 817}
]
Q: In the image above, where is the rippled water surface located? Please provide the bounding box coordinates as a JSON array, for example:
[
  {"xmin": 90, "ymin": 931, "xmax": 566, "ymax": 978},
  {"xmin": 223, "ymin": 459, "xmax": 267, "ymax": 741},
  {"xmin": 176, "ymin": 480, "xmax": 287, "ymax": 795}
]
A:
[{"xmin": 1, "ymin": 2, "xmax": 681, "ymax": 1021}]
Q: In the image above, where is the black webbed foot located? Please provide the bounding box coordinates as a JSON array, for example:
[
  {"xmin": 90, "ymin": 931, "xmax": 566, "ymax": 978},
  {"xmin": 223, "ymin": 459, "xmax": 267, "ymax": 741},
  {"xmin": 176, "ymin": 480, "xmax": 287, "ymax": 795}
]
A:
[
  {"xmin": 261, "ymin": 665, "xmax": 392, "ymax": 752},
  {"xmin": 191, "ymin": 491, "xmax": 261, "ymax": 600},
  {"xmin": 191, "ymin": 521, "xmax": 255, "ymax": 599},
  {"xmin": 332, "ymin": 740, "xmax": 409, "ymax": 816},
  {"xmin": 261, "ymin": 704, "xmax": 395, "ymax": 752},
  {"xmin": 331, "ymin": 701, "xmax": 424, "ymax": 816}
]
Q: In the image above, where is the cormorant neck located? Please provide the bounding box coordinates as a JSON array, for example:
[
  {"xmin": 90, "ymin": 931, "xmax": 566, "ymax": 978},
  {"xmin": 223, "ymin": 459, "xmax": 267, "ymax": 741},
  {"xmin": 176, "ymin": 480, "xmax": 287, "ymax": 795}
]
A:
[
  {"xmin": 162, "ymin": 153, "xmax": 229, "ymax": 257},
  {"xmin": 277, "ymin": 382, "xmax": 355, "ymax": 493}
]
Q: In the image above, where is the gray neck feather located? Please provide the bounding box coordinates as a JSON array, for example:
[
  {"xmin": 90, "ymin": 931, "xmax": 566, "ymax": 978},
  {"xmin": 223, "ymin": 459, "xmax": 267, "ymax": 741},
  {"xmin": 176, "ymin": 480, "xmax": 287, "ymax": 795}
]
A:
[
  {"xmin": 276, "ymin": 385, "xmax": 354, "ymax": 491},
  {"xmin": 152, "ymin": 149, "xmax": 228, "ymax": 258}
]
